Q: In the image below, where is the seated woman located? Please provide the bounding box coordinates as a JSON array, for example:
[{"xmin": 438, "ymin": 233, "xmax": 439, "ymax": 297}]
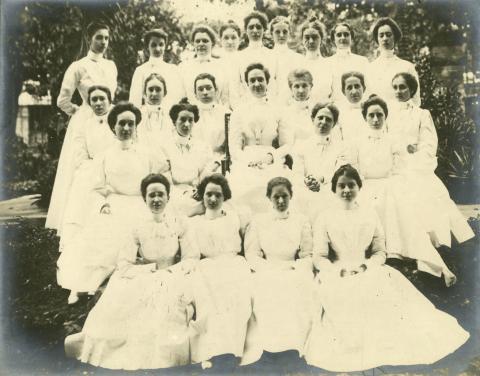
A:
[
  {"xmin": 228, "ymin": 63, "xmax": 288, "ymax": 213},
  {"xmin": 291, "ymin": 102, "xmax": 347, "ymax": 222},
  {"xmin": 185, "ymin": 174, "xmax": 251, "ymax": 369},
  {"xmin": 57, "ymin": 102, "xmax": 169, "ymax": 304},
  {"xmin": 137, "ymin": 73, "xmax": 173, "ymax": 154},
  {"xmin": 242, "ymin": 177, "xmax": 314, "ymax": 365},
  {"xmin": 162, "ymin": 98, "xmax": 219, "ymax": 216},
  {"xmin": 191, "ymin": 73, "xmax": 229, "ymax": 159},
  {"xmin": 64, "ymin": 173, "xmax": 196, "ymax": 370},
  {"xmin": 334, "ymin": 71, "xmax": 368, "ymax": 143},
  {"xmin": 349, "ymin": 95, "xmax": 457, "ymax": 286},
  {"xmin": 388, "ymin": 72, "xmax": 474, "ymax": 248},
  {"xmin": 61, "ymin": 85, "xmax": 115, "ymax": 246},
  {"xmin": 304, "ymin": 164, "xmax": 469, "ymax": 372}
]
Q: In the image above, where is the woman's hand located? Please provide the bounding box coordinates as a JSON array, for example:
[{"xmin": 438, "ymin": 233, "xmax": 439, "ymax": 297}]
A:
[
  {"xmin": 248, "ymin": 153, "xmax": 274, "ymax": 169},
  {"xmin": 71, "ymin": 104, "xmax": 80, "ymax": 115},
  {"xmin": 305, "ymin": 175, "xmax": 321, "ymax": 192},
  {"xmin": 407, "ymin": 144, "xmax": 418, "ymax": 154}
]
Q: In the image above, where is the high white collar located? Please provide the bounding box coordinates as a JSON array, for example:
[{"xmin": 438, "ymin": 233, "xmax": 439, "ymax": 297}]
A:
[
  {"xmin": 148, "ymin": 56, "xmax": 165, "ymax": 65},
  {"xmin": 247, "ymin": 40, "xmax": 264, "ymax": 50},
  {"xmin": 87, "ymin": 50, "xmax": 104, "ymax": 62},
  {"xmin": 205, "ymin": 208, "xmax": 226, "ymax": 220},
  {"xmin": 305, "ymin": 50, "xmax": 321, "ymax": 60},
  {"xmin": 145, "ymin": 103, "xmax": 163, "ymax": 112},
  {"xmin": 367, "ymin": 127, "xmax": 385, "ymax": 139},
  {"xmin": 378, "ymin": 49, "xmax": 395, "ymax": 59},
  {"xmin": 314, "ymin": 134, "xmax": 331, "ymax": 145},
  {"xmin": 335, "ymin": 48, "xmax": 352, "ymax": 57},
  {"xmin": 272, "ymin": 209, "xmax": 290, "ymax": 220},
  {"xmin": 197, "ymin": 101, "xmax": 217, "ymax": 111}
]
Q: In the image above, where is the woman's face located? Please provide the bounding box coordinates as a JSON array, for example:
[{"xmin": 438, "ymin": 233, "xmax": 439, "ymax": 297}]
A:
[
  {"xmin": 366, "ymin": 104, "xmax": 386, "ymax": 130},
  {"xmin": 377, "ymin": 24, "xmax": 395, "ymax": 51},
  {"xmin": 90, "ymin": 29, "xmax": 109, "ymax": 54},
  {"xmin": 246, "ymin": 18, "xmax": 264, "ymax": 42},
  {"xmin": 270, "ymin": 184, "xmax": 291, "ymax": 212},
  {"xmin": 302, "ymin": 27, "xmax": 321, "ymax": 52},
  {"xmin": 114, "ymin": 111, "xmax": 136, "ymax": 141},
  {"xmin": 175, "ymin": 110, "xmax": 195, "ymax": 137},
  {"xmin": 313, "ymin": 107, "xmax": 335, "ymax": 135},
  {"xmin": 344, "ymin": 76, "xmax": 364, "ymax": 104},
  {"xmin": 193, "ymin": 32, "xmax": 213, "ymax": 57},
  {"xmin": 144, "ymin": 78, "xmax": 165, "ymax": 105},
  {"xmin": 335, "ymin": 174, "xmax": 359, "ymax": 203},
  {"xmin": 247, "ymin": 68, "xmax": 268, "ymax": 98},
  {"xmin": 145, "ymin": 183, "xmax": 169, "ymax": 214},
  {"xmin": 291, "ymin": 79, "xmax": 312, "ymax": 101},
  {"xmin": 392, "ymin": 76, "xmax": 411, "ymax": 102},
  {"xmin": 203, "ymin": 182, "xmax": 225, "ymax": 211},
  {"xmin": 148, "ymin": 36, "xmax": 166, "ymax": 58},
  {"xmin": 334, "ymin": 25, "xmax": 352, "ymax": 50},
  {"xmin": 272, "ymin": 22, "xmax": 289, "ymax": 46},
  {"xmin": 195, "ymin": 78, "xmax": 216, "ymax": 104},
  {"xmin": 221, "ymin": 27, "xmax": 240, "ymax": 52},
  {"xmin": 89, "ymin": 89, "xmax": 110, "ymax": 116}
]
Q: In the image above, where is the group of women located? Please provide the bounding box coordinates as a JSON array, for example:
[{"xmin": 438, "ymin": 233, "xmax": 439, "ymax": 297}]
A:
[{"xmin": 45, "ymin": 10, "xmax": 474, "ymax": 372}]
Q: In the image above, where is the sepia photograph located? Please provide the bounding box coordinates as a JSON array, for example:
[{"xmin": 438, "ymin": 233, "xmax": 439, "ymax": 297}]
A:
[{"xmin": 1, "ymin": 0, "xmax": 479, "ymax": 374}]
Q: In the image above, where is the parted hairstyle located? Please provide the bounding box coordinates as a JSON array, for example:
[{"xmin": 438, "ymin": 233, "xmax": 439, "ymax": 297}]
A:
[
  {"xmin": 220, "ymin": 20, "xmax": 241, "ymax": 38},
  {"xmin": 269, "ymin": 16, "xmax": 290, "ymax": 34},
  {"xmin": 266, "ymin": 176, "xmax": 293, "ymax": 198},
  {"xmin": 107, "ymin": 102, "xmax": 142, "ymax": 131},
  {"xmin": 372, "ymin": 17, "xmax": 402, "ymax": 45},
  {"xmin": 86, "ymin": 21, "xmax": 110, "ymax": 40},
  {"xmin": 361, "ymin": 94, "xmax": 388, "ymax": 119},
  {"xmin": 288, "ymin": 69, "xmax": 313, "ymax": 88},
  {"xmin": 143, "ymin": 73, "xmax": 167, "ymax": 96},
  {"xmin": 141, "ymin": 173, "xmax": 171, "ymax": 200},
  {"xmin": 331, "ymin": 164, "xmax": 362, "ymax": 193},
  {"xmin": 311, "ymin": 102, "xmax": 339, "ymax": 125},
  {"xmin": 191, "ymin": 24, "xmax": 217, "ymax": 46},
  {"xmin": 87, "ymin": 85, "xmax": 112, "ymax": 105},
  {"xmin": 392, "ymin": 72, "xmax": 419, "ymax": 97},
  {"xmin": 143, "ymin": 28, "xmax": 168, "ymax": 48},
  {"xmin": 169, "ymin": 98, "xmax": 200, "ymax": 123},
  {"xmin": 196, "ymin": 173, "xmax": 232, "ymax": 202},
  {"xmin": 244, "ymin": 63, "xmax": 270, "ymax": 85},
  {"xmin": 244, "ymin": 11, "xmax": 268, "ymax": 32},
  {"xmin": 330, "ymin": 22, "xmax": 355, "ymax": 42},
  {"xmin": 341, "ymin": 71, "xmax": 366, "ymax": 93},
  {"xmin": 300, "ymin": 16, "xmax": 325, "ymax": 40},
  {"xmin": 194, "ymin": 73, "xmax": 217, "ymax": 93}
]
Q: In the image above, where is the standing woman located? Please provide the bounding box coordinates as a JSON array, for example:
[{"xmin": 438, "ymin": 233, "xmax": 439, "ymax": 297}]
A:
[
  {"xmin": 129, "ymin": 29, "xmax": 184, "ymax": 109},
  {"xmin": 326, "ymin": 22, "xmax": 369, "ymax": 102},
  {"xmin": 368, "ymin": 18, "xmax": 420, "ymax": 106},
  {"xmin": 47, "ymin": 22, "xmax": 117, "ymax": 238},
  {"xmin": 242, "ymin": 177, "xmax": 314, "ymax": 365},
  {"xmin": 388, "ymin": 72, "xmax": 474, "ymax": 248},
  {"xmin": 186, "ymin": 174, "xmax": 252, "ymax": 369},
  {"xmin": 179, "ymin": 25, "xmax": 228, "ymax": 105},
  {"xmin": 219, "ymin": 20, "xmax": 242, "ymax": 109},
  {"xmin": 297, "ymin": 17, "xmax": 333, "ymax": 103}
]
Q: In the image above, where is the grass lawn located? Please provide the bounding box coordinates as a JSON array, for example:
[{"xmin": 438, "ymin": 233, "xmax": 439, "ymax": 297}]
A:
[{"xmin": 2, "ymin": 217, "xmax": 479, "ymax": 375}]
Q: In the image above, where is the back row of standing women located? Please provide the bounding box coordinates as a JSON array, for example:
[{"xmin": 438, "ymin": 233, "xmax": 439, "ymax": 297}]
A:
[{"xmin": 45, "ymin": 10, "xmax": 473, "ymax": 372}]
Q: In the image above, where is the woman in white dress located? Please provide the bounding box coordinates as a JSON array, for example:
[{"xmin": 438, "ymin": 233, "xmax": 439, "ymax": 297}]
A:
[
  {"xmin": 335, "ymin": 71, "xmax": 368, "ymax": 143},
  {"xmin": 388, "ymin": 72, "xmax": 474, "ymax": 248},
  {"xmin": 179, "ymin": 25, "xmax": 228, "ymax": 105},
  {"xmin": 242, "ymin": 177, "xmax": 314, "ymax": 365},
  {"xmin": 191, "ymin": 73, "xmax": 229, "ymax": 159},
  {"xmin": 349, "ymin": 95, "xmax": 457, "ymax": 286},
  {"xmin": 185, "ymin": 174, "xmax": 252, "ymax": 369},
  {"xmin": 137, "ymin": 73, "xmax": 173, "ymax": 154},
  {"xmin": 61, "ymin": 85, "xmax": 115, "ymax": 246},
  {"xmin": 65, "ymin": 173, "xmax": 196, "ymax": 370},
  {"xmin": 297, "ymin": 17, "xmax": 333, "ymax": 103},
  {"xmin": 304, "ymin": 164, "xmax": 469, "ymax": 372},
  {"xmin": 162, "ymin": 98, "xmax": 219, "ymax": 216},
  {"xmin": 58, "ymin": 102, "xmax": 169, "ymax": 304},
  {"xmin": 368, "ymin": 17, "xmax": 420, "ymax": 106},
  {"xmin": 47, "ymin": 22, "xmax": 117, "ymax": 238},
  {"xmin": 228, "ymin": 63, "xmax": 287, "ymax": 213},
  {"xmin": 326, "ymin": 22, "xmax": 369, "ymax": 102},
  {"xmin": 129, "ymin": 29, "xmax": 184, "ymax": 109}
]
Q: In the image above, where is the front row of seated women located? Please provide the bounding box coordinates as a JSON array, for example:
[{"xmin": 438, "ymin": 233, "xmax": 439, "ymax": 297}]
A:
[{"xmin": 65, "ymin": 167, "xmax": 469, "ymax": 372}]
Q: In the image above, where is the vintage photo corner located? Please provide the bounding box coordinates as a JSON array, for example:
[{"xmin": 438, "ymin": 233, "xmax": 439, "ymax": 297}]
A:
[{"xmin": 1, "ymin": 0, "xmax": 479, "ymax": 374}]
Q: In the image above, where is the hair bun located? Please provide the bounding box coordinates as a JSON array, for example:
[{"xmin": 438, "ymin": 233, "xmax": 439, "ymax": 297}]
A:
[
  {"xmin": 179, "ymin": 97, "xmax": 190, "ymax": 104},
  {"xmin": 368, "ymin": 93, "xmax": 379, "ymax": 99}
]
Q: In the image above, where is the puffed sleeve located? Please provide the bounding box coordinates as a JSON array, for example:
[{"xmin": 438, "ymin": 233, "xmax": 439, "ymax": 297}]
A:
[
  {"xmin": 312, "ymin": 216, "xmax": 334, "ymax": 272},
  {"xmin": 129, "ymin": 66, "xmax": 144, "ymax": 108},
  {"xmin": 365, "ymin": 213, "xmax": 387, "ymax": 267},
  {"xmin": 117, "ymin": 227, "xmax": 156, "ymax": 278},
  {"xmin": 416, "ymin": 109, "xmax": 438, "ymax": 163},
  {"xmin": 57, "ymin": 62, "xmax": 80, "ymax": 115},
  {"xmin": 244, "ymin": 216, "xmax": 268, "ymax": 272},
  {"xmin": 295, "ymin": 215, "xmax": 313, "ymax": 271}
]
